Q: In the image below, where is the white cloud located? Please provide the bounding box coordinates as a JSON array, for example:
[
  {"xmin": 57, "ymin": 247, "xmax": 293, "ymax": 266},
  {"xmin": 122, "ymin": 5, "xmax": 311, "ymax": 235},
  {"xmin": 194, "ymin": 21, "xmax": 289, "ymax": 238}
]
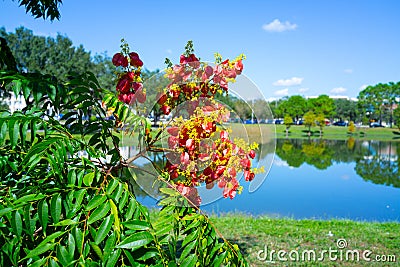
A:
[
  {"xmin": 274, "ymin": 88, "xmax": 289, "ymax": 96},
  {"xmin": 298, "ymin": 88, "xmax": 309, "ymax": 93},
  {"xmin": 330, "ymin": 87, "xmax": 347, "ymax": 94},
  {"xmin": 359, "ymin": 84, "xmax": 368, "ymax": 91},
  {"xmin": 273, "ymin": 77, "xmax": 303, "ymax": 86},
  {"xmin": 166, "ymin": 49, "xmax": 172, "ymax": 54},
  {"xmin": 262, "ymin": 19, "xmax": 298, "ymax": 32},
  {"xmin": 344, "ymin": 69, "xmax": 353, "ymax": 74}
]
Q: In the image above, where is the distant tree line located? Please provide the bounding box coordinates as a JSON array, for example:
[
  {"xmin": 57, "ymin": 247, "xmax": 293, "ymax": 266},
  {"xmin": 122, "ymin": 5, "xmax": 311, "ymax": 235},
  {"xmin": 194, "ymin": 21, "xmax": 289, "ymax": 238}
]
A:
[{"xmin": 0, "ymin": 26, "xmax": 115, "ymax": 91}]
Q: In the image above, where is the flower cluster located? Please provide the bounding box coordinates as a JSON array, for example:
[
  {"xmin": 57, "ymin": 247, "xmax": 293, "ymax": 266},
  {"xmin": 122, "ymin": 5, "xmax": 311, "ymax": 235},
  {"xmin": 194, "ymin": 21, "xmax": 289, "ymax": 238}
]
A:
[
  {"xmin": 152, "ymin": 44, "xmax": 259, "ymax": 206},
  {"xmin": 112, "ymin": 51, "xmax": 146, "ymax": 104},
  {"xmin": 157, "ymin": 52, "xmax": 244, "ymax": 115},
  {"xmin": 161, "ymin": 97, "xmax": 258, "ymax": 205}
]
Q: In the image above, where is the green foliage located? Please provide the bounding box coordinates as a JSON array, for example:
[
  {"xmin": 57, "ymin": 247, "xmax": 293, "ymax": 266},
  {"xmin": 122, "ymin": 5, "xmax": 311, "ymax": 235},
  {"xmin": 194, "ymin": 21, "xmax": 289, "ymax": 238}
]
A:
[
  {"xmin": 0, "ymin": 27, "xmax": 115, "ymax": 90},
  {"xmin": 358, "ymin": 81, "xmax": 400, "ymax": 126},
  {"xmin": 303, "ymin": 111, "xmax": 316, "ymax": 135},
  {"xmin": 283, "ymin": 114, "xmax": 292, "ymax": 136},
  {"xmin": 280, "ymin": 95, "xmax": 307, "ymax": 121},
  {"xmin": 393, "ymin": 107, "xmax": 400, "ymax": 130},
  {"xmin": 348, "ymin": 121, "xmax": 356, "ymax": 134},
  {"xmin": 15, "ymin": 0, "xmax": 63, "ymax": 21}
]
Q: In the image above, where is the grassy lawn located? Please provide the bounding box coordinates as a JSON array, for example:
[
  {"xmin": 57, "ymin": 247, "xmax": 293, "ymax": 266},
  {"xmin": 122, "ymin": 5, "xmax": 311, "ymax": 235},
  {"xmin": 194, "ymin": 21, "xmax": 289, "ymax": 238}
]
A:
[{"xmin": 210, "ymin": 214, "xmax": 400, "ymax": 266}]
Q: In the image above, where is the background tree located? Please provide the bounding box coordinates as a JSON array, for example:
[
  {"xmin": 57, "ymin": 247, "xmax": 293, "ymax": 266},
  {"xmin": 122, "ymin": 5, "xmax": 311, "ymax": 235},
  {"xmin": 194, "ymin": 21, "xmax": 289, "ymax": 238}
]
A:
[
  {"xmin": 283, "ymin": 114, "xmax": 293, "ymax": 137},
  {"xmin": 316, "ymin": 113, "xmax": 325, "ymax": 136},
  {"xmin": 280, "ymin": 95, "xmax": 307, "ymax": 122},
  {"xmin": 0, "ymin": 26, "xmax": 115, "ymax": 90},
  {"xmin": 334, "ymin": 98, "xmax": 357, "ymax": 122},
  {"xmin": 348, "ymin": 121, "xmax": 356, "ymax": 134},
  {"xmin": 394, "ymin": 106, "xmax": 400, "ymax": 130},
  {"xmin": 308, "ymin": 94, "xmax": 335, "ymax": 119},
  {"xmin": 303, "ymin": 111, "xmax": 316, "ymax": 136}
]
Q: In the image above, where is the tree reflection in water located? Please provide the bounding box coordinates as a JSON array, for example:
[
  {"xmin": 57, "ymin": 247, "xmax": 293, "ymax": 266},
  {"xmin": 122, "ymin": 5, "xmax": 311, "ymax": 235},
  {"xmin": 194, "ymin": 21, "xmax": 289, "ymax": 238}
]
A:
[{"xmin": 275, "ymin": 138, "xmax": 400, "ymax": 188}]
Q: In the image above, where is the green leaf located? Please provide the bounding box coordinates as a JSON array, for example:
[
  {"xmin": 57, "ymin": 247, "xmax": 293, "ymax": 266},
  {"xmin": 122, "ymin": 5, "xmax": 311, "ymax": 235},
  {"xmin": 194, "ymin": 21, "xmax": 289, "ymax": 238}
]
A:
[
  {"xmin": 68, "ymin": 233, "xmax": 75, "ymax": 260},
  {"xmin": 118, "ymin": 191, "xmax": 129, "ymax": 211},
  {"xmin": 182, "ymin": 228, "xmax": 199, "ymax": 247},
  {"xmin": 11, "ymin": 210, "xmax": 22, "ymax": 237},
  {"xmin": 90, "ymin": 242, "xmax": 104, "ymax": 261},
  {"xmin": 57, "ymin": 245, "xmax": 71, "ymax": 266},
  {"xmin": 116, "ymin": 231, "xmax": 154, "ymax": 249},
  {"xmin": 85, "ymin": 195, "xmax": 106, "ymax": 211},
  {"xmin": 212, "ymin": 251, "xmax": 227, "ymax": 266},
  {"xmin": 109, "ymin": 199, "xmax": 120, "ymax": 233},
  {"xmin": 39, "ymin": 231, "xmax": 65, "ymax": 247},
  {"xmin": 159, "ymin": 187, "xmax": 180, "ymax": 196},
  {"xmin": 0, "ymin": 120, "xmax": 7, "ymax": 145},
  {"xmin": 9, "ymin": 118, "xmax": 19, "ymax": 148},
  {"xmin": 123, "ymin": 220, "xmax": 151, "ymax": 231},
  {"xmin": 124, "ymin": 198, "xmax": 137, "ymax": 220},
  {"xmin": 22, "ymin": 243, "xmax": 56, "ymax": 260},
  {"xmin": 105, "ymin": 249, "xmax": 121, "ymax": 267},
  {"xmin": 180, "ymin": 254, "xmax": 198, "ymax": 267},
  {"xmin": 111, "ymin": 183, "xmax": 124, "ymax": 202},
  {"xmin": 83, "ymin": 172, "xmax": 95, "ymax": 186},
  {"xmin": 106, "ymin": 179, "xmax": 118, "ymax": 195},
  {"xmin": 38, "ymin": 199, "xmax": 49, "ymax": 234},
  {"xmin": 103, "ymin": 233, "xmax": 116, "ymax": 259},
  {"xmin": 87, "ymin": 201, "xmax": 110, "ymax": 225},
  {"xmin": 95, "ymin": 215, "xmax": 113, "ymax": 245},
  {"xmin": 50, "ymin": 193, "xmax": 62, "ymax": 224},
  {"xmin": 180, "ymin": 240, "xmax": 197, "ymax": 262},
  {"xmin": 30, "ymin": 258, "xmax": 47, "ymax": 267},
  {"xmin": 0, "ymin": 207, "xmax": 13, "ymax": 217},
  {"xmin": 53, "ymin": 219, "xmax": 78, "ymax": 226},
  {"xmin": 14, "ymin": 193, "xmax": 46, "ymax": 204}
]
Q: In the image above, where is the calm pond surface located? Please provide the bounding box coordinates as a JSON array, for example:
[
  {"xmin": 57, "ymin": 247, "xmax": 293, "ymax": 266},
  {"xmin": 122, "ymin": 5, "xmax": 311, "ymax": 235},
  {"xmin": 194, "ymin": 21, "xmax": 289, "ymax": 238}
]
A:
[{"xmin": 126, "ymin": 138, "xmax": 400, "ymax": 222}]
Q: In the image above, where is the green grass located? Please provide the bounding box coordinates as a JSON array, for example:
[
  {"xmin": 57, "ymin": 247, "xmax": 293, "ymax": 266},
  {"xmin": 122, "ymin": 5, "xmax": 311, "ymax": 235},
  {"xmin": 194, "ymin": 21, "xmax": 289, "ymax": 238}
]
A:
[{"xmin": 210, "ymin": 213, "xmax": 400, "ymax": 266}]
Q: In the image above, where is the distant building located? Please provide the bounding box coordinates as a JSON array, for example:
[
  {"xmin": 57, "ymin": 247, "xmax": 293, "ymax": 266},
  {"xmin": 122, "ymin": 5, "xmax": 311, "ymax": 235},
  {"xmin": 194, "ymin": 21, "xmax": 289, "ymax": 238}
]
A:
[{"xmin": 3, "ymin": 92, "xmax": 26, "ymax": 113}]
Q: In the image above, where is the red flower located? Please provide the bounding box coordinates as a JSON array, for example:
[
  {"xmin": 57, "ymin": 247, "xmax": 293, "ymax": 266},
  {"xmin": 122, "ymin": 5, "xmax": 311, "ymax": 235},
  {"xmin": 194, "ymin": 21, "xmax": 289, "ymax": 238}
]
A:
[
  {"xmin": 167, "ymin": 126, "xmax": 180, "ymax": 136},
  {"xmin": 220, "ymin": 130, "xmax": 229, "ymax": 142},
  {"xmin": 240, "ymin": 158, "xmax": 251, "ymax": 169},
  {"xmin": 176, "ymin": 183, "xmax": 201, "ymax": 206},
  {"xmin": 223, "ymin": 178, "xmax": 239, "ymax": 199},
  {"xmin": 157, "ymin": 92, "xmax": 168, "ymax": 105},
  {"xmin": 131, "ymin": 82, "xmax": 143, "ymax": 92},
  {"xmin": 118, "ymin": 92, "xmax": 135, "ymax": 104},
  {"xmin": 112, "ymin": 53, "xmax": 128, "ymax": 67},
  {"xmin": 185, "ymin": 139, "xmax": 195, "ymax": 151},
  {"xmin": 129, "ymin": 52, "xmax": 143, "ymax": 67},
  {"xmin": 161, "ymin": 105, "xmax": 171, "ymax": 115},
  {"xmin": 116, "ymin": 78, "xmax": 131, "ymax": 93},
  {"xmin": 235, "ymin": 59, "xmax": 243, "ymax": 74},
  {"xmin": 244, "ymin": 170, "xmax": 255, "ymax": 181},
  {"xmin": 248, "ymin": 150, "xmax": 256, "ymax": 159},
  {"xmin": 127, "ymin": 71, "xmax": 136, "ymax": 80},
  {"xmin": 135, "ymin": 88, "xmax": 146, "ymax": 103}
]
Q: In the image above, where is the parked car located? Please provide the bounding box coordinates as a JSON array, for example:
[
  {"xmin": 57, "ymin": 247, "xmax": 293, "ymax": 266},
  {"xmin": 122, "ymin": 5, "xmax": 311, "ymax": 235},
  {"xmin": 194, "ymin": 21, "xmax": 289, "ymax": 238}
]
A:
[
  {"xmin": 369, "ymin": 122, "xmax": 384, "ymax": 128},
  {"xmin": 333, "ymin": 121, "xmax": 347, "ymax": 126},
  {"xmin": 274, "ymin": 119, "xmax": 283, "ymax": 124}
]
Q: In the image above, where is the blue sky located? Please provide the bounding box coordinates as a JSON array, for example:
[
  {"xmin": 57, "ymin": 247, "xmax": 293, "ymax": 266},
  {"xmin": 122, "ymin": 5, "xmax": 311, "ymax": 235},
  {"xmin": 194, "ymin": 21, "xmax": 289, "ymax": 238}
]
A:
[{"xmin": 1, "ymin": 0, "xmax": 400, "ymax": 100}]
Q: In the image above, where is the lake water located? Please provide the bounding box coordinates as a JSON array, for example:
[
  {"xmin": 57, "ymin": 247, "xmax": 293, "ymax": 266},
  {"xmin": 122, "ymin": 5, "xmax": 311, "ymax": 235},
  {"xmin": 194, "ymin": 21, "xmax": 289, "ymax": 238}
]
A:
[{"xmin": 126, "ymin": 138, "xmax": 400, "ymax": 222}]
